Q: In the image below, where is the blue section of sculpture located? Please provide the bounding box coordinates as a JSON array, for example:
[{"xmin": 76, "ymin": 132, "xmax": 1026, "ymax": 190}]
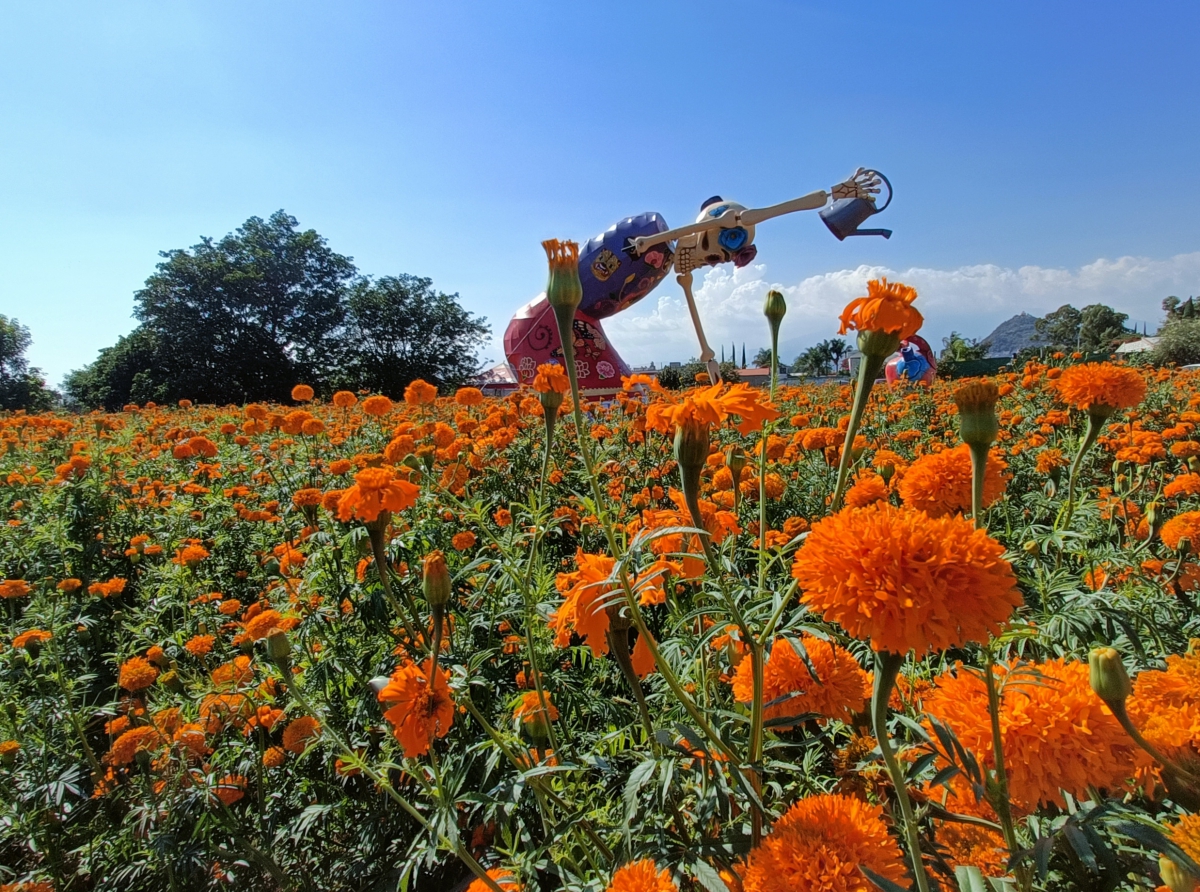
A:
[{"xmin": 576, "ymin": 213, "xmax": 674, "ymax": 321}]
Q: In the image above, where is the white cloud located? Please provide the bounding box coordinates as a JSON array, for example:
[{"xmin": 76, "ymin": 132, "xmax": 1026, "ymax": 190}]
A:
[{"xmin": 485, "ymin": 251, "xmax": 1200, "ymax": 367}]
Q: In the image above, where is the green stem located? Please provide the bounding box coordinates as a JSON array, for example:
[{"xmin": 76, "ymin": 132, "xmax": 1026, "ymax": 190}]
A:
[
  {"xmin": 872, "ymin": 651, "xmax": 932, "ymax": 892},
  {"xmin": 367, "ymin": 525, "xmax": 422, "ymax": 644},
  {"xmin": 1110, "ymin": 699, "xmax": 1200, "ymax": 787},
  {"xmin": 832, "ymin": 353, "xmax": 887, "ymax": 511},
  {"xmin": 1060, "ymin": 412, "xmax": 1104, "ymax": 529},
  {"xmin": 983, "ymin": 652, "xmax": 1030, "ymax": 892},
  {"xmin": 748, "ymin": 639, "xmax": 766, "ymax": 847},
  {"xmin": 967, "ymin": 441, "xmax": 989, "ymax": 528}
]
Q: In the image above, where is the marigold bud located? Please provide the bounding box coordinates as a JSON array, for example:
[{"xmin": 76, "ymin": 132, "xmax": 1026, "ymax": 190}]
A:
[
  {"xmin": 266, "ymin": 629, "xmax": 291, "ymax": 665},
  {"xmin": 953, "ymin": 380, "xmax": 1000, "ymax": 448},
  {"xmin": 1088, "ymin": 646, "xmax": 1131, "ymax": 708},
  {"xmin": 857, "ymin": 329, "xmax": 901, "ymax": 361},
  {"xmin": 1160, "ymin": 855, "xmax": 1199, "ymax": 892},
  {"xmin": 674, "ymin": 418, "xmax": 710, "ymax": 479},
  {"xmin": 725, "ymin": 445, "xmax": 748, "ymax": 480},
  {"xmin": 422, "ymin": 551, "xmax": 451, "ymax": 610},
  {"xmin": 159, "ymin": 670, "xmax": 184, "ymax": 693},
  {"xmin": 763, "ymin": 289, "xmax": 787, "ymax": 326},
  {"xmin": 543, "ymin": 239, "xmax": 582, "ymax": 343}
]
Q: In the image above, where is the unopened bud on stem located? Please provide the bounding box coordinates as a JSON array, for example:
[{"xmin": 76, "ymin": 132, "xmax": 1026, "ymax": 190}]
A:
[
  {"xmin": 1089, "ymin": 646, "xmax": 1132, "ymax": 708},
  {"xmin": 953, "ymin": 380, "xmax": 1000, "ymax": 448},
  {"xmin": 422, "ymin": 550, "xmax": 451, "ymax": 619}
]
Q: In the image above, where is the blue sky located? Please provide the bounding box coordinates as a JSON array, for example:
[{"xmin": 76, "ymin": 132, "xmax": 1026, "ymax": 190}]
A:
[{"xmin": 3, "ymin": 2, "xmax": 1199, "ymax": 386}]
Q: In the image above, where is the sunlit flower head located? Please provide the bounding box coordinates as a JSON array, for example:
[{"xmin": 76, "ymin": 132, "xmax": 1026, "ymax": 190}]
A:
[
  {"xmin": 740, "ymin": 793, "xmax": 906, "ymax": 892},
  {"xmin": 792, "ymin": 502, "xmax": 1021, "ymax": 654},
  {"xmin": 837, "ymin": 278, "xmax": 922, "ymax": 340}
]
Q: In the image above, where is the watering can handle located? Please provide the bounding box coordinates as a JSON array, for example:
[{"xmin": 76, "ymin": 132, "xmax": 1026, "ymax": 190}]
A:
[{"xmin": 866, "ymin": 170, "xmax": 893, "ymax": 213}]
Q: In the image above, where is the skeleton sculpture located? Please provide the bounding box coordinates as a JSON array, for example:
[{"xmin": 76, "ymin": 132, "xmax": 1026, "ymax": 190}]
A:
[{"xmin": 503, "ymin": 169, "xmax": 885, "ymax": 393}]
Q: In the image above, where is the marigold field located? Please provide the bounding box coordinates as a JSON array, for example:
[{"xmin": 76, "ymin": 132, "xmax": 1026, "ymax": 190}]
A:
[{"xmin": 7, "ymin": 317, "xmax": 1200, "ymax": 890}]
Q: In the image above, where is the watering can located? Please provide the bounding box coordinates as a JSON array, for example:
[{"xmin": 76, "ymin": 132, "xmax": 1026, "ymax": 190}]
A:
[{"xmin": 820, "ymin": 170, "xmax": 893, "ymax": 240}]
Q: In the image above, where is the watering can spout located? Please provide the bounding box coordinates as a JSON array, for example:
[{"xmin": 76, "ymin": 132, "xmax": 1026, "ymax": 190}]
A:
[{"xmin": 819, "ymin": 170, "xmax": 893, "ymax": 241}]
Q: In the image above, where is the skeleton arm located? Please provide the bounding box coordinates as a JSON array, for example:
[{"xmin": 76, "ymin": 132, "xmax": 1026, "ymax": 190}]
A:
[{"xmin": 628, "ymin": 170, "xmax": 881, "ymax": 255}]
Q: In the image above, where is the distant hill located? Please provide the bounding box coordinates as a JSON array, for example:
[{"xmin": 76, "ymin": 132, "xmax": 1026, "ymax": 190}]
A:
[{"xmin": 983, "ymin": 312, "xmax": 1047, "ymax": 357}]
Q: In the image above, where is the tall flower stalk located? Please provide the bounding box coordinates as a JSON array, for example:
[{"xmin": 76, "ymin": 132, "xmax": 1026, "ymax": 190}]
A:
[{"xmin": 831, "ymin": 279, "xmax": 923, "ymax": 510}]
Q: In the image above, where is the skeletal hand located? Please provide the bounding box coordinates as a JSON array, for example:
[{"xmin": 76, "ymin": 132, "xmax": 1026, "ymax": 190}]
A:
[{"xmin": 832, "ymin": 168, "xmax": 881, "ymax": 201}]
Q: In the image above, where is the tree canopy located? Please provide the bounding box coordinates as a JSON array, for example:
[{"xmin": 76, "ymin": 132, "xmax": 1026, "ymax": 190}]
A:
[
  {"xmin": 1034, "ymin": 303, "xmax": 1131, "ymax": 353},
  {"xmin": 0, "ymin": 316, "xmax": 55, "ymax": 411},
  {"xmin": 64, "ymin": 212, "xmax": 489, "ymax": 409}
]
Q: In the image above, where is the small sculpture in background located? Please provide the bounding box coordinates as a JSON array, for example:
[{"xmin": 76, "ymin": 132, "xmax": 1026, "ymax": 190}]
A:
[
  {"xmin": 885, "ymin": 334, "xmax": 938, "ymax": 386},
  {"xmin": 504, "ymin": 170, "xmax": 892, "ymax": 395}
]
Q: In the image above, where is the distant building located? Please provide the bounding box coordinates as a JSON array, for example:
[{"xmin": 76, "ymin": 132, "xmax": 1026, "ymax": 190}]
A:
[
  {"xmin": 1115, "ymin": 336, "xmax": 1160, "ymax": 354},
  {"xmin": 474, "ymin": 361, "xmax": 520, "ymax": 396}
]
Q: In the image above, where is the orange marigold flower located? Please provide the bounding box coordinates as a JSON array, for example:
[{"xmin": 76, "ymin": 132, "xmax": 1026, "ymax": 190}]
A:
[
  {"xmin": 549, "ymin": 550, "xmax": 617, "ymax": 656},
  {"xmin": 532, "ymin": 363, "xmax": 570, "ymax": 395},
  {"xmin": 173, "ymin": 544, "xmax": 210, "ymax": 567},
  {"xmin": 513, "ymin": 690, "xmax": 559, "ymax": 724},
  {"xmin": 328, "ymin": 458, "xmax": 353, "ymax": 475},
  {"xmin": 337, "ymin": 466, "xmax": 420, "ymax": 523},
  {"xmin": 451, "ymin": 531, "xmax": 477, "ymax": 551},
  {"xmin": 244, "ymin": 609, "xmax": 291, "ymax": 641},
  {"xmin": 455, "ymin": 387, "xmax": 484, "ymax": 406},
  {"xmin": 107, "ymin": 725, "xmax": 164, "ymax": 766},
  {"xmin": 185, "ymin": 634, "xmax": 215, "ymax": 657},
  {"xmin": 88, "ymin": 577, "xmax": 128, "ymax": 597},
  {"xmin": 292, "ymin": 487, "xmax": 323, "ymax": 508},
  {"xmin": 332, "ymin": 390, "xmax": 357, "ymax": 408},
  {"xmin": 0, "ymin": 579, "xmax": 30, "ymax": 599},
  {"xmin": 291, "ymin": 384, "xmax": 314, "ymax": 402},
  {"xmin": 263, "ymin": 745, "xmax": 286, "ymax": 768},
  {"xmin": 1035, "ymin": 448, "xmax": 1067, "ymax": 475},
  {"xmin": 362, "ymin": 395, "xmax": 393, "ymax": 416},
  {"xmin": 647, "ymin": 382, "xmax": 779, "ymax": 437},
  {"xmin": 467, "ymin": 868, "xmax": 522, "ymax": 892},
  {"xmin": 605, "ymin": 859, "xmax": 678, "ymax": 892},
  {"xmin": 1169, "ymin": 814, "xmax": 1200, "ymax": 868},
  {"xmin": 740, "ymin": 793, "xmax": 906, "ymax": 892},
  {"xmin": 1162, "ymin": 510, "xmax": 1200, "ymax": 553},
  {"xmin": 898, "ymin": 444, "xmax": 1008, "ymax": 517},
  {"xmin": 118, "ymin": 656, "xmax": 159, "ymax": 691},
  {"xmin": 1055, "ymin": 363, "xmax": 1146, "ymax": 413},
  {"xmin": 923, "ymin": 658, "xmax": 1149, "ymax": 810},
  {"xmin": 404, "ymin": 379, "xmax": 438, "ymax": 406},
  {"xmin": 213, "ymin": 774, "xmax": 246, "ymax": 807},
  {"xmin": 792, "ymin": 503, "xmax": 1022, "ymax": 654},
  {"xmin": 1166, "ymin": 474, "xmax": 1200, "ymax": 499},
  {"xmin": 844, "ymin": 470, "xmax": 889, "ymax": 509},
  {"xmin": 57, "ymin": 578, "xmax": 82, "ymax": 592},
  {"xmin": 1127, "ymin": 650, "xmax": 1200, "ymax": 770},
  {"xmin": 378, "ymin": 657, "xmax": 455, "ymax": 758},
  {"xmin": 837, "ymin": 278, "xmax": 923, "ymax": 340},
  {"xmin": 281, "ymin": 715, "xmax": 321, "ymax": 754},
  {"xmin": 13, "ymin": 629, "xmax": 52, "ymax": 650},
  {"xmin": 731, "ymin": 635, "xmax": 870, "ymax": 728}
]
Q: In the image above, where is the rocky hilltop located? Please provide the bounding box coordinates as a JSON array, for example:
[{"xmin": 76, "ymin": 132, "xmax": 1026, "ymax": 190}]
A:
[{"xmin": 983, "ymin": 312, "xmax": 1048, "ymax": 357}]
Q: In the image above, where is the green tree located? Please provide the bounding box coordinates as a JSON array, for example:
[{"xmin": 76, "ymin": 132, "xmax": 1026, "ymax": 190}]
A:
[
  {"xmin": 1035, "ymin": 304, "xmax": 1083, "ymax": 349},
  {"xmin": 63, "ymin": 328, "xmax": 169, "ymax": 410},
  {"xmin": 940, "ymin": 331, "xmax": 992, "ymax": 362},
  {"xmin": 655, "ymin": 364, "xmax": 683, "ymax": 389},
  {"xmin": 793, "ymin": 340, "xmax": 845, "ymax": 377},
  {"xmin": 1078, "ymin": 303, "xmax": 1130, "ymax": 352},
  {"xmin": 0, "ymin": 316, "xmax": 55, "ymax": 410},
  {"xmin": 752, "ymin": 347, "xmax": 773, "ymax": 367},
  {"xmin": 821, "ymin": 338, "xmax": 849, "ymax": 373},
  {"xmin": 127, "ymin": 211, "xmax": 355, "ymax": 404},
  {"xmin": 334, "ymin": 275, "xmax": 490, "ymax": 394},
  {"xmin": 1152, "ymin": 318, "xmax": 1200, "ymax": 366}
]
